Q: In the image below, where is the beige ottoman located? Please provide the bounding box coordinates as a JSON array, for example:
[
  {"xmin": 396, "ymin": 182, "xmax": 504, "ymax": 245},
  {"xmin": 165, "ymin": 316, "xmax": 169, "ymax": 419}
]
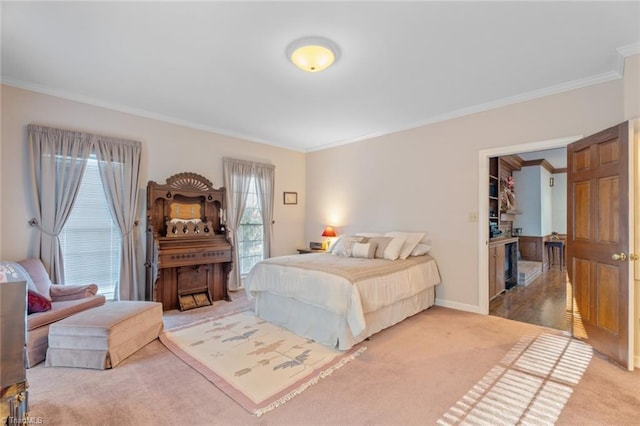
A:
[{"xmin": 46, "ymin": 301, "xmax": 163, "ymax": 369}]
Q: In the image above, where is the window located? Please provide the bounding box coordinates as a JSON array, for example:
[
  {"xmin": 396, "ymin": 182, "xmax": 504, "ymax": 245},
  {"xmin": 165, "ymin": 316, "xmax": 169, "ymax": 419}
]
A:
[
  {"xmin": 59, "ymin": 157, "xmax": 121, "ymax": 299},
  {"xmin": 238, "ymin": 178, "xmax": 264, "ymax": 275}
]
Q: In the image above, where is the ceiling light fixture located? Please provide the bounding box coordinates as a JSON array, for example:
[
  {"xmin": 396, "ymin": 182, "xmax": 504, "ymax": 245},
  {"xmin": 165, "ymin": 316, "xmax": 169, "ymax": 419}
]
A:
[{"xmin": 286, "ymin": 37, "xmax": 340, "ymax": 73}]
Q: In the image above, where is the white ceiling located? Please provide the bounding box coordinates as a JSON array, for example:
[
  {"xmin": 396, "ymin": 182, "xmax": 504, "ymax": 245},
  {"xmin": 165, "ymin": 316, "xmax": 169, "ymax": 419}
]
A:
[{"xmin": 2, "ymin": 2, "xmax": 639, "ymax": 152}]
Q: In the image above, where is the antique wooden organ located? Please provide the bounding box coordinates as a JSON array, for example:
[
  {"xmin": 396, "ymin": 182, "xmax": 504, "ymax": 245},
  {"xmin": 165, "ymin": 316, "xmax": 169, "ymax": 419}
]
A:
[{"xmin": 145, "ymin": 172, "xmax": 232, "ymax": 311}]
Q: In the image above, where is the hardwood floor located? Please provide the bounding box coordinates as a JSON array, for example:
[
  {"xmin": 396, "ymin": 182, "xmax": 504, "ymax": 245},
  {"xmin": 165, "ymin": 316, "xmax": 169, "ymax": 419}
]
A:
[{"xmin": 490, "ymin": 266, "xmax": 569, "ymax": 331}]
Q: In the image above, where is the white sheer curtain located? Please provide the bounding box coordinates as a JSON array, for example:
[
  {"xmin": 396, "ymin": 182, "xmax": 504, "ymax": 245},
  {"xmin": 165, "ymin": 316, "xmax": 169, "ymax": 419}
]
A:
[
  {"xmin": 28, "ymin": 125, "xmax": 92, "ymax": 282},
  {"xmin": 223, "ymin": 158, "xmax": 253, "ymax": 291},
  {"xmin": 254, "ymin": 163, "xmax": 275, "ymax": 259},
  {"xmin": 95, "ymin": 136, "xmax": 142, "ymax": 301}
]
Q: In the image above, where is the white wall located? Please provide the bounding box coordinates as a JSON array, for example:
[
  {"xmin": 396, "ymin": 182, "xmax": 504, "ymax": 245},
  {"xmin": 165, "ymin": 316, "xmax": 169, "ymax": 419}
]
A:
[
  {"xmin": 551, "ymin": 173, "xmax": 567, "ymax": 233},
  {"xmin": 512, "ymin": 165, "xmax": 560, "ymax": 236},
  {"xmin": 0, "ymin": 85, "xmax": 307, "ymax": 267},
  {"xmin": 624, "ymin": 54, "xmax": 640, "ymax": 121},
  {"xmin": 540, "ymin": 167, "xmax": 553, "ymax": 235},
  {"xmin": 306, "ymin": 79, "xmax": 624, "ymax": 312},
  {"xmin": 513, "ymin": 167, "xmax": 542, "ymax": 235}
]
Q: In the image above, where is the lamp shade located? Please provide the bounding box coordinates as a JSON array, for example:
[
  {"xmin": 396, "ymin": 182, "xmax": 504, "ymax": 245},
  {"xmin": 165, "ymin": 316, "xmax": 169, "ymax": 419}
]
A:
[{"xmin": 321, "ymin": 226, "xmax": 337, "ymax": 238}]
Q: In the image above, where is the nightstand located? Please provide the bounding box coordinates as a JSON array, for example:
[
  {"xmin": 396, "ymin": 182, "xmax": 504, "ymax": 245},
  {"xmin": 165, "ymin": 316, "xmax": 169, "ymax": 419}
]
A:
[{"xmin": 296, "ymin": 248, "xmax": 327, "ymax": 254}]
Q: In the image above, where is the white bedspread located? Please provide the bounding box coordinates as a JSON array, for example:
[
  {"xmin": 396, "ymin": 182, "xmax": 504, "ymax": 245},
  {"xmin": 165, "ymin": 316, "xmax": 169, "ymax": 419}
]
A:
[{"xmin": 244, "ymin": 254, "xmax": 441, "ymax": 338}]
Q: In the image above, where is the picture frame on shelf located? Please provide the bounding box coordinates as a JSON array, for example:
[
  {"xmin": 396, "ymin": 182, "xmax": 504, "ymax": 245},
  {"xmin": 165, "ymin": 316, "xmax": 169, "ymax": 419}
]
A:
[{"xmin": 283, "ymin": 192, "xmax": 298, "ymax": 205}]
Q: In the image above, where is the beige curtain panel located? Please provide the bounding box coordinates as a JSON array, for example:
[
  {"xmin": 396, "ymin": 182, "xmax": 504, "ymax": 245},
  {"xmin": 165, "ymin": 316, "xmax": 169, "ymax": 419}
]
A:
[
  {"xmin": 223, "ymin": 157, "xmax": 275, "ymax": 291},
  {"xmin": 27, "ymin": 124, "xmax": 142, "ymax": 300}
]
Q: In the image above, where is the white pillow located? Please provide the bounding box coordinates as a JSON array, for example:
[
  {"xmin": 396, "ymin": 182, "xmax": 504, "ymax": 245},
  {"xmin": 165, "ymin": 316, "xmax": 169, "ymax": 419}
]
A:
[
  {"xmin": 356, "ymin": 232, "xmax": 384, "ymax": 238},
  {"xmin": 351, "ymin": 242, "xmax": 377, "ymax": 259},
  {"xmin": 385, "ymin": 232, "xmax": 425, "ymax": 260},
  {"xmin": 410, "ymin": 243, "xmax": 432, "ymax": 256},
  {"xmin": 328, "ymin": 235, "xmax": 345, "ymax": 254}
]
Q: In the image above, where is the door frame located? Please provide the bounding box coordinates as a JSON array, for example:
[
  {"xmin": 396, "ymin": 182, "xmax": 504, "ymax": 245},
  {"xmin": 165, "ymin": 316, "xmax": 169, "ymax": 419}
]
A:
[{"xmin": 477, "ymin": 135, "xmax": 581, "ymax": 316}]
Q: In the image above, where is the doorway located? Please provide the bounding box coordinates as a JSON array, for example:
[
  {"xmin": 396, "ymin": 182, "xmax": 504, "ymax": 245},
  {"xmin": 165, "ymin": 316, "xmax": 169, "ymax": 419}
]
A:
[
  {"xmin": 477, "ymin": 136, "xmax": 579, "ymax": 320},
  {"xmin": 480, "ymin": 123, "xmax": 637, "ymax": 371},
  {"xmin": 488, "ymin": 148, "xmax": 569, "ymax": 331}
]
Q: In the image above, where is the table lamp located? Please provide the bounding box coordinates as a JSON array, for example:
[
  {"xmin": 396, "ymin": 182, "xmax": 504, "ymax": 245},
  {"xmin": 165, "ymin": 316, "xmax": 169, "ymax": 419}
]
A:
[{"xmin": 321, "ymin": 226, "xmax": 337, "ymax": 250}]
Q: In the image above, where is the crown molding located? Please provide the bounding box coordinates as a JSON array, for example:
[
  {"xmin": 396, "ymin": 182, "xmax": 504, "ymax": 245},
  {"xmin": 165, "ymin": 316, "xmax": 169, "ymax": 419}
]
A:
[
  {"xmin": 521, "ymin": 158, "xmax": 555, "ymax": 173},
  {"xmin": 3, "ymin": 40, "xmax": 633, "ymax": 155},
  {"xmin": 501, "ymin": 155, "xmax": 524, "ymax": 171},
  {"xmin": 309, "ymin": 71, "xmax": 621, "ymax": 152},
  {"xmin": 618, "ymin": 42, "xmax": 640, "ymax": 58},
  {"xmin": 519, "ymin": 159, "xmax": 567, "ymax": 174},
  {"xmin": 0, "ymin": 78, "xmax": 308, "ymax": 153},
  {"xmin": 615, "ymin": 42, "xmax": 640, "ymax": 76}
]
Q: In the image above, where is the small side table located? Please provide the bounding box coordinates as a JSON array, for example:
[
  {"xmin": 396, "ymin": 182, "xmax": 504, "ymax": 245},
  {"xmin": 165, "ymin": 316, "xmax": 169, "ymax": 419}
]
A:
[
  {"xmin": 296, "ymin": 248, "xmax": 326, "ymax": 254},
  {"xmin": 545, "ymin": 240, "xmax": 565, "ymax": 271}
]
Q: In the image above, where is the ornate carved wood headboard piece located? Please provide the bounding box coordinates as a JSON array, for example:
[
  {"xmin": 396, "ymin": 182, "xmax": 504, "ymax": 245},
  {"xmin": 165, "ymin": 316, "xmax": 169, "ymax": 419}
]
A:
[{"xmin": 146, "ymin": 172, "xmax": 226, "ymax": 238}]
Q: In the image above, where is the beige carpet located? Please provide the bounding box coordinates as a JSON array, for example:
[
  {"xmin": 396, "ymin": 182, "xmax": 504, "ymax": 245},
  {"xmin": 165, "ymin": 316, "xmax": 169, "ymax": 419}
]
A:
[
  {"xmin": 160, "ymin": 310, "xmax": 365, "ymax": 416},
  {"xmin": 438, "ymin": 332, "xmax": 593, "ymax": 425},
  {"xmin": 25, "ymin": 291, "xmax": 640, "ymax": 425}
]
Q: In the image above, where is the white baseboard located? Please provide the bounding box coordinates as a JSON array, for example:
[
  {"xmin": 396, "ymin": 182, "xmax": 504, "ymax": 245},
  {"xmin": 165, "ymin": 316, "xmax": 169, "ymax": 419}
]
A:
[{"xmin": 435, "ymin": 298, "xmax": 484, "ymax": 314}]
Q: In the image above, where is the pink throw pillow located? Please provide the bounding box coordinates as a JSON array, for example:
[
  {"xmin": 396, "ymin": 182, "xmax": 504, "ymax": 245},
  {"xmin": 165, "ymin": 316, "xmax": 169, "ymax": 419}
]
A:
[{"xmin": 27, "ymin": 290, "xmax": 52, "ymax": 314}]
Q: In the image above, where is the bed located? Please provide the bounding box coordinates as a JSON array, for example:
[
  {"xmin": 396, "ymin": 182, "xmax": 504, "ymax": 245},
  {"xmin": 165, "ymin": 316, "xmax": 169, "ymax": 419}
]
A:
[{"xmin": 244, "ymin": 233, "xmax": 441, "ymax": 350}]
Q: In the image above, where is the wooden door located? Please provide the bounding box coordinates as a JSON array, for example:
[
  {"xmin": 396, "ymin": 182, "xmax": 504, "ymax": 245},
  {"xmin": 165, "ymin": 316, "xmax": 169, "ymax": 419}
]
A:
[{"xmin": 567, "ymin": 122, "xmax": 632, "ymax": 369}]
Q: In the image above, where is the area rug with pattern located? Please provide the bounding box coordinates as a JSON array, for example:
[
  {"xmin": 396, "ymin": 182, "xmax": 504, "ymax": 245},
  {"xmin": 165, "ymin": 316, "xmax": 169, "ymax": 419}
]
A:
[{"xmin": 159, "ymin": 310, "xmax": 366, "ymax": 417}]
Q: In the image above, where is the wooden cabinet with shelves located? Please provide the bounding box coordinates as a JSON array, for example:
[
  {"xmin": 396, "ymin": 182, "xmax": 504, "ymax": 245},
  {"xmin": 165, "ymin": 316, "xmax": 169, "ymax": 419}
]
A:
[
  {"xmin": 489, "ymin": 155, "xmax": 523, "ymax": 238},
  {"xmin": 488, "ymin": 156, "xmax": 522, "ymax": 301}
]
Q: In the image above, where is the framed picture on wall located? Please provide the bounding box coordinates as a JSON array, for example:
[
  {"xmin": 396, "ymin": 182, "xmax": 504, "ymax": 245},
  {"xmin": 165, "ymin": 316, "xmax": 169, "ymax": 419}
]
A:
[{"xmin": 283, "ymin": 192, "xmax": 298, "ymax": 205}]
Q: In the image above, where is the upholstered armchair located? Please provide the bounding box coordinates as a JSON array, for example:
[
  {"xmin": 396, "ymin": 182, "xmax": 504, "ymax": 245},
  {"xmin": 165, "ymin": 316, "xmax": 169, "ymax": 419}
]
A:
[
  {"xmin": 0, "ymin": 258, "xmax": 106, "ymax": 367},
  {"xmin": 17, "ymin": 258, "xmax": 100, "ymax": 302}
]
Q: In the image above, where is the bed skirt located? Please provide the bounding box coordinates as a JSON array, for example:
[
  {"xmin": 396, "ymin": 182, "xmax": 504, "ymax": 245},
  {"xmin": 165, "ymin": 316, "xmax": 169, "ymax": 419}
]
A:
[{"xmin": 253, "ymin": 287, "xmax": 435, "ymax": 350}]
